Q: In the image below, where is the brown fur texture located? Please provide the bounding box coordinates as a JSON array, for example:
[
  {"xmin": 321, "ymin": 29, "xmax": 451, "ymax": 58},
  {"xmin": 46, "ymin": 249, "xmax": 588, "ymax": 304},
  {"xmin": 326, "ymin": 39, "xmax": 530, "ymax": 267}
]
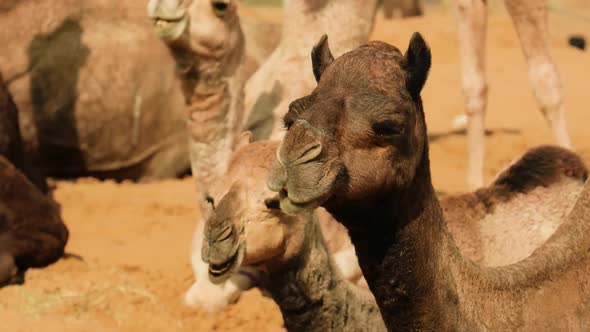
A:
[
  {"xmin": 1, "ymin": 0, "xmax": 189, "ymax": 180},
  {"xmin": 0, "ymin": 71, "xmax": 68, "ymax": 288},
  {"xmin": 0, "ymin": 157, "xmax": 69, "ymax": 287},
  {"xmin": 269, "ymin": 34, "xmax": 590, "ymax": 330}
]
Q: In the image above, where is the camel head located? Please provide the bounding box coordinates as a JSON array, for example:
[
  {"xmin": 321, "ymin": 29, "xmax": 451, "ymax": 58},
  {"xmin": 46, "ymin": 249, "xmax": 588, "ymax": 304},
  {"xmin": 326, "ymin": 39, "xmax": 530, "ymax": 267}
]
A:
[
  {"xmin": 268, "ymin": 33, "xmax": 432, "ymax": 214},
  {"xmin": 201, "ymin": 136, "xmax": 309, "ymax": 282},
  {"xmin": 147, "ymin": 0, "xmax": 243, "ymax": 69}
]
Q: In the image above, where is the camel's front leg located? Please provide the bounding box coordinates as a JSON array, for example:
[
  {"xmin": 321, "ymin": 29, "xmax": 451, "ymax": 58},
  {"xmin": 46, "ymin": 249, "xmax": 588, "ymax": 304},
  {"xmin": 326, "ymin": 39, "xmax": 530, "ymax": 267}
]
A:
[
  {"xmin": 454, "ymin": 0, "xmax": 488, "ymax": 189},
  {"xmin": 504, "ymin": 0, "xmax": 571, "ymax": 149}
]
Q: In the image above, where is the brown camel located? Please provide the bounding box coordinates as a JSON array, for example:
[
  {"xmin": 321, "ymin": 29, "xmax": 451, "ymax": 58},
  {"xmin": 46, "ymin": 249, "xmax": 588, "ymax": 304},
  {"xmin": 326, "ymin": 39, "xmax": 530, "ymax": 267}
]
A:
[
  {"xmin": 0, "ymin": 71, "xmax": 68, "ymax": 287},
  {"xmin": 454, "ymin": 0, "xmax": 572, "ymax": 188},
  {"xmin": 268, "ymin": 33, "xmax": 590, "ymax": 330},
  {"xmin": 197, "ymin": 136, "xmax": 586, "ymax": 315},
  {"xmin": 1, "ymin": 0, "xmax": 189, "ymax": 181}
]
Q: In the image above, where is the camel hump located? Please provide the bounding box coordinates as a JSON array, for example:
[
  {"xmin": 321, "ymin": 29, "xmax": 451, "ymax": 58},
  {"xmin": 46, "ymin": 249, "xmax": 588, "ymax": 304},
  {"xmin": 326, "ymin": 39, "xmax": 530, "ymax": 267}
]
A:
[{"xmin": 493, "ymin": 145, "xmax": 588, "ymax": 193}]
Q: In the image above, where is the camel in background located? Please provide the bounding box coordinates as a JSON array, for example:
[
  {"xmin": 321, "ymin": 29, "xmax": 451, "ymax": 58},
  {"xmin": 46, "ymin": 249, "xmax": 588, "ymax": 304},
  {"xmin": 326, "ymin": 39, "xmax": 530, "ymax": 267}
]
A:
[{"xmin": 453, "ymin": 0, "xmax": 571, "ymax": 188}]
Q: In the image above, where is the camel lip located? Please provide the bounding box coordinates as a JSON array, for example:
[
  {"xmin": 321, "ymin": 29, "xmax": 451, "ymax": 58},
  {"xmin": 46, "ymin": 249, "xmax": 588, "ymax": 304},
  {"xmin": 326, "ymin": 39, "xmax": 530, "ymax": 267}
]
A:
[
  {"xmin": 150, "ymin": 14, "xmax": 188, "ymax": 41},
  {"xmin": 278, "ymin": 189, "xmax": 322, "ymax": 215},
  {"xmin": 208, "ymin": 243, "xmax": 244, "ymax": 281}
]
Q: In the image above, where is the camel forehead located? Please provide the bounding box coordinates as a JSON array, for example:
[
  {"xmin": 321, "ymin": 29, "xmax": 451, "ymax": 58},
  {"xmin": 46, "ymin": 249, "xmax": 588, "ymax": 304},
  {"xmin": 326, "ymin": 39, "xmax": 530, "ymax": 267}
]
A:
[
  {"xmin": 210, "ymin": 141, "xmax": 279, "ymax": 198},
  {"xmin": 320, "ymin": 42, "xmax": 407, "ymax": 95},
  {"xmin": 227, "ymin": 141, "xmax": 280, "ymax": 173}
]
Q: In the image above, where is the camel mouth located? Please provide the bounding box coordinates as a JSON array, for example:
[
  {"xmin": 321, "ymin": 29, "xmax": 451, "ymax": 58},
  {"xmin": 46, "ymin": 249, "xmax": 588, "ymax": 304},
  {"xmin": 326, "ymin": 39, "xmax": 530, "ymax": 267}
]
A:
[
  {"xmin": 208, "ymin": 243, "xmax": 244, "ymax": 281},
  {"xmin": 278, "ymin": 189, "xmax": 322, "ymax": 215},
  {"xmin": 150, "ymin": 14, "xmax": 188, "ymax": 41}
]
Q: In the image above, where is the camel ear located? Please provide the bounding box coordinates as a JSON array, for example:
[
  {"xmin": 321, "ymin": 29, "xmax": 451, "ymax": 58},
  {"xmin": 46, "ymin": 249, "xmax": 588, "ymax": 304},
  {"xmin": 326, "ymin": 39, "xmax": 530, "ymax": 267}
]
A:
[
  {"xmin": 311, "ymin": 34, "xmax": 334, "ymax": 82},
  {"xmin": 235, "ymin": 131, "xmax": 253, "ymax": 150},
  {"xmin": 403, "ymin": 32, "xmax": 431, "ymax": 98}
]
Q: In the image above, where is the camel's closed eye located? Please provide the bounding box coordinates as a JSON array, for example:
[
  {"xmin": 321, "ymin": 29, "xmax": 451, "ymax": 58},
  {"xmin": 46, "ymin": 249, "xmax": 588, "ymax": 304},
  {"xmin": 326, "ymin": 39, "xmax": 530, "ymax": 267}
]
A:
[{"xmin": 372, "ymin": 120, "xmax": 405, "ymax": 137}]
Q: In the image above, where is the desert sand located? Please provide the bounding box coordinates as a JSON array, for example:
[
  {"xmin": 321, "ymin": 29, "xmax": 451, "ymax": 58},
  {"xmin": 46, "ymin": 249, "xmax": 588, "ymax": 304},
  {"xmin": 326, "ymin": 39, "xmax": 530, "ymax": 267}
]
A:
[{"xmin": 1, "ymin": 2, "xmax": 589, "ymax": 331}]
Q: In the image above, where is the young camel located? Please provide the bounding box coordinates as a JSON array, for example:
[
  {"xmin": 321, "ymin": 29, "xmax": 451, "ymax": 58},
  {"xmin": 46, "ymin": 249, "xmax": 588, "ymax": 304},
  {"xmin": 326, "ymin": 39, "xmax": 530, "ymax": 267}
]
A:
[
  {"xmin": 269, "ymin": 33, "xmax": 590, "ymax": 330},
  {"xmin": 454, "ymin": 0, "xmax": 572, "ymax": 188}
]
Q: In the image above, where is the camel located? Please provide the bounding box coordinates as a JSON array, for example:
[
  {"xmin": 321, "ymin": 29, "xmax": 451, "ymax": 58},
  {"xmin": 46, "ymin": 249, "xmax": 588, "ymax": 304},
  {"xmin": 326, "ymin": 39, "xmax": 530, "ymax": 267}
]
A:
[
  {"xmin": 0, "ymin": 71, "xmax": 69, "ymax": 287},
  {"xmin": 194, "ymin": 135, "xmax": 586, "ymax": 313},
  {"xmin": 453, "ymin": 0, "xmax": 572, "ymax": 188},
  {"xmin": 268, "ymin": 33, "xmax": 590, "ymax": 330},
  {"xmin": 0, "ymin": 0, "xmax": 190, "ymax": 181}
]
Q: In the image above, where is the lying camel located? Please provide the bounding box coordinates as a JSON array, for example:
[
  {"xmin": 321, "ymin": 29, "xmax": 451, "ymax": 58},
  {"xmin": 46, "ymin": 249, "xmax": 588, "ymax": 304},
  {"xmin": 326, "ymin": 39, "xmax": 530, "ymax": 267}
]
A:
[
  {"xmin": 194, "ymin": 134, "xmax": 587, "ymax": 313},
  {"xmin": 0, "ymin": 71, "xmax": 68, "ymax": 286},
  {"xmin": 269, "ymin": 33, "xmax": 590, "ymax": 330},
  {"xmin": 1, "ymin": 0, "xmax": 189, "ymax": 180}
]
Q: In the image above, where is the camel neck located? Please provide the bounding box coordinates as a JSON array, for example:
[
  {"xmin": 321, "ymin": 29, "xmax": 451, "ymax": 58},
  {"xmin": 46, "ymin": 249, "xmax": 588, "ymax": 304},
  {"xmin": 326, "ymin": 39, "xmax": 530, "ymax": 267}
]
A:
[
  {"xmin": 168, "ymin": 34, "xmax": 246, "ymax": 193},
  {"xmin": 327, "ymin": 149, "xmax": 461, "ymax": 330},
  {"xmin": 264, "ymin": 217, "xmax": 386, "ymax": 332}
]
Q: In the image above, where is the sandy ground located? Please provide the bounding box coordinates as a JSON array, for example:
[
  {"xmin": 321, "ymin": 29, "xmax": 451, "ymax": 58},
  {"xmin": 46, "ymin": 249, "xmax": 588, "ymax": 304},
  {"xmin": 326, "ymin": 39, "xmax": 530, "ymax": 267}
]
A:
[{"xmin": 1, "ymin": 3, "xmax": 590, "ymax": 331}]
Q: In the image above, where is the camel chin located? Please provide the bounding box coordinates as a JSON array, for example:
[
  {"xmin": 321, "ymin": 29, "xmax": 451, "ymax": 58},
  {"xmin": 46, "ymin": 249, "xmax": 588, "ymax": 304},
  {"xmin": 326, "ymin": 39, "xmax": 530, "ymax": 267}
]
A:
[{"xmin": 183, "ymin": 266, "xmax": 261, "ymax": 312}]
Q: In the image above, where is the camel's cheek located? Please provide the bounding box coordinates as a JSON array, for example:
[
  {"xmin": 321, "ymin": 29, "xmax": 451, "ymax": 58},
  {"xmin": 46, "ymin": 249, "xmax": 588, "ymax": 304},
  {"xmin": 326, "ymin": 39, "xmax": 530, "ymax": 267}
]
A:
[{"xmin": 243, "ymin": 221, "xmax": 285, "ymax": 265}]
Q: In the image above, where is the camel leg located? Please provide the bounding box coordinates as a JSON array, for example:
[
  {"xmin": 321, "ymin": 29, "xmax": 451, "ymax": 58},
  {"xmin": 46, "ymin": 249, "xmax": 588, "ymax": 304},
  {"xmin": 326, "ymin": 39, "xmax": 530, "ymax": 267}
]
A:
[
  {"xmin": 504, "ymin": 0, "xmax": 571, "ymax": 148},
  {"xmin": 454, "ymin": 0, "xmax": 488, "ymax": 189}
]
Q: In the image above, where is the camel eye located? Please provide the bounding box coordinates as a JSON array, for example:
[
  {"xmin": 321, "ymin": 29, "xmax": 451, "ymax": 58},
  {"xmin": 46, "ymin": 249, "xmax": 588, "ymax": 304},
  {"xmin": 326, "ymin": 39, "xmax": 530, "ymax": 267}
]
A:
[
  {"xmin": 264, "ymin": 197, "xmax": 281, "ymax": 210},
  {"xmin": 211, "ymin": 0, "xmax": 229, "ymax": 16},
  {"xmin": 283, "ymin": 117, "xmax": 295, "ymax": 130},
  {"xmin": 205, "ymin": 195, "xmax": 215, "ymax": 209},
  {"xmin": 372, "ymin": 120, "xmax": 404, "ymax": 137}
]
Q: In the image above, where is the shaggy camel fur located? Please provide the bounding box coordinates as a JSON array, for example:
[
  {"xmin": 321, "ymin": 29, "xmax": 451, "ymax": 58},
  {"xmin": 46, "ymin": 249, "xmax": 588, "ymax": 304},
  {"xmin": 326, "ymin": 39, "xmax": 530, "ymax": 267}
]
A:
[
  {"xmin": 269, "ymin": 33, "xmax": 590, "ymax": 330},
  {"xmin": 0, "ymin": 71, "xmax": 68, "ymax": 287},
  {"xmin": 1, "ymin": 0, "xmax": 189, "ymax": 180},
  {"xmin": 454, "ymin": 0, "xmax": 571, "ymax": 188},
  {"xmin": 195, "ymin": 137, "xmax": 586, "ymax": 313}
]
